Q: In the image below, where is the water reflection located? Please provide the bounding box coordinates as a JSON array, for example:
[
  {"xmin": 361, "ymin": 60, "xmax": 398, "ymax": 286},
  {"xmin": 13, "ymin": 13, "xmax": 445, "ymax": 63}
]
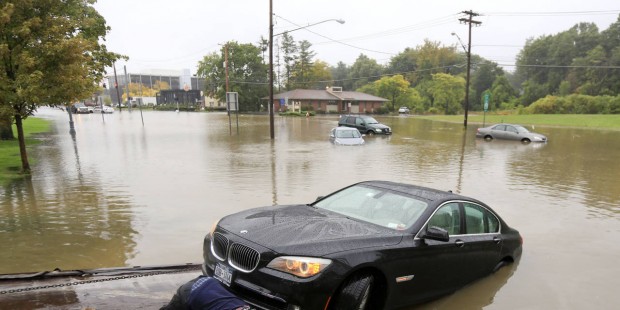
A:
[
  {"xmin": 414, "ymin": 258, "xmax": 521, "ymax": 310},
  {"xmin": 0, "ymin": 115, "xmax": 138, "ymax": 274},
  {"xmin": 1, "ymin": 108, "xmax": 619, "ymax": 308}
]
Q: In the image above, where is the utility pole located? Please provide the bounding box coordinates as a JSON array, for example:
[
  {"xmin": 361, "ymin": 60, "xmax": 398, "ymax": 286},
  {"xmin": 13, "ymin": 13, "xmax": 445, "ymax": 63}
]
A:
[
  {"xmin": 224, "ymin": 43, "xmax": 230, "ymax": 94},
  {"xmin": 459, "ymin": 10, "xmax": 481, "ymax": 128},
  {"xmin": 269, "ymin": 0, "xmax": 275, "ymax": 139},
  {"xmin": 113, "ymin": 64, "xmax": 122, "ymax": 112},
  {"xmin": 124, "ymin": 65, "xmax": 131, "ymax": 112}
]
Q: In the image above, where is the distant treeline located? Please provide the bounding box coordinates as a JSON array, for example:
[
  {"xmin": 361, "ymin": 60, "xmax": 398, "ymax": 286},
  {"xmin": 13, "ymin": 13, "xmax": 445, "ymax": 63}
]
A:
[
  {"xmin": 525, "ymin": 94, "xmax": 620, "ymax": 114},
  {"xmin": 514, "ymin": 16, "xmax": 620, "ymax": 107}
]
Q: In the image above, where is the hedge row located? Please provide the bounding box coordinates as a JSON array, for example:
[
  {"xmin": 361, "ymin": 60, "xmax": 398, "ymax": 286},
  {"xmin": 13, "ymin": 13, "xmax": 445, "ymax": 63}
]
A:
[{"xmin": 525, "ymin": 94, "xmax": 620, "ymax": 114}]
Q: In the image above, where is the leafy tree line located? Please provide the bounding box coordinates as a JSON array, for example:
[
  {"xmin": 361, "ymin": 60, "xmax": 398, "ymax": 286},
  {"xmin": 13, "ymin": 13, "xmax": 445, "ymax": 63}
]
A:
[
  {"xmin": 197, "ymin": 36, "xmax": 509, "ymax": 114},
  {"xmin": 0, "ymin": 0, "xmax": 123, "ymax": 174},
  {"xmin": 515, "ymin": 16, "xmax": 620, "ymax": 105},
  {"xmin": 197, "ymin": 14, "xmax": 620, "ymax": 115}
]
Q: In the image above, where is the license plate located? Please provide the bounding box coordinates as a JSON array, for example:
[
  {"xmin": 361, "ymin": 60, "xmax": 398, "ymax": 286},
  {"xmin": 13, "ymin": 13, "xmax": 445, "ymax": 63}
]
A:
[{"xmin": 214, "ymin": 262, "xmax": 233, "ymax": 287}]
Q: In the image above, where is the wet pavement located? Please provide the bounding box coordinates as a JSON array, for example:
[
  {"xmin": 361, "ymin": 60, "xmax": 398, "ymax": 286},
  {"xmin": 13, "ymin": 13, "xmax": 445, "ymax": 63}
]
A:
[{"xmin": 1, "ymin": 107, "xmax": 619, "ymax": 309}]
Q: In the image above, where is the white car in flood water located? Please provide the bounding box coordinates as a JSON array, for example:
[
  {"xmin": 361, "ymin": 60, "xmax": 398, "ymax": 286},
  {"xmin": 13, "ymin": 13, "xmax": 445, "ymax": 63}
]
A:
[
  {"xmin": 329, "ymin": 127, "xmax": 365, "ymax": 145},
  {"xmin": 93, "ymin": 105, "xmax": 115, "ymax": 114}
]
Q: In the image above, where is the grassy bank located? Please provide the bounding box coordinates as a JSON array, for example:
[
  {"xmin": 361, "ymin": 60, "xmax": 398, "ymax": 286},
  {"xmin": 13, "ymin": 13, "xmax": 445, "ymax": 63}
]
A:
[
  {"xmin": 417, "ymin": 114, "xmax": 620, "ymax": 130},
  {"xmin": 0, "ymin": 117, "xmax": 51, "ymax": 184}
]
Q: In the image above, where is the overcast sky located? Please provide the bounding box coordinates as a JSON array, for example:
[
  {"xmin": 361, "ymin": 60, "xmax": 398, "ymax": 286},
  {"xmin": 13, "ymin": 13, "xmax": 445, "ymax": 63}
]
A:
[{"xmin": 93, "ymin": 0, "xmax": 620, "ymax": 75}]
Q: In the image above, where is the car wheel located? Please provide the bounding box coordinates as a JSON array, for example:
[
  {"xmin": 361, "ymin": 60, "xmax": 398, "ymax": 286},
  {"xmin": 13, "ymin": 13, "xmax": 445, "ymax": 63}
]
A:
[
  {"xmin": 492, "ymin": 259, "xmax": 512, "ymax": 272},
  {"xmin": 521, "ymin": 138, "xmax": 531, "ymax": 143},
  {"xmin": 366, "ymin": 131, "xmax": 375, "ymax": 136},
  {"xmin": 330, "ymin": 273, "xmax": 374, "ymax": 310},
  {"xmin": 484, "ymin": 135, "xmax": 493, "ymax": 140}
]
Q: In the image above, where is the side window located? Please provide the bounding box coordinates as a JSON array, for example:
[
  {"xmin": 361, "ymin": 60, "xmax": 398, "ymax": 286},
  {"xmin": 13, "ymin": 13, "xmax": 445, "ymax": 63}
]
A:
[
  {"xmin": 427, "ymin": 203, "xmax": 461, "ymax": 235},
  {"xmin": 506, "ymin": 126, "xmax": 518, "ymax": 133},
  {"xmin": 463, "ymin": 203, "xmax": 500, "ymax": 234},
  {"xmin": 355, "ymin": 118, "xmax": 364, "ymax": 126},
  {"xmin": 494, "ymin": 124, "xmax": 506, "ymax": 131}
]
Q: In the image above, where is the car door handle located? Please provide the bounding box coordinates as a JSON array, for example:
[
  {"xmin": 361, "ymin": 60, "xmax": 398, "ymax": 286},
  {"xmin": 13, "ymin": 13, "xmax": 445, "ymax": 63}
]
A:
[
  {"xmin": 455, "ymin": 240, "xmax": 465, "ymax": 248},
  {"xmin": 493, "ymin": 237, "xmax": 502, "ymax": 244}
]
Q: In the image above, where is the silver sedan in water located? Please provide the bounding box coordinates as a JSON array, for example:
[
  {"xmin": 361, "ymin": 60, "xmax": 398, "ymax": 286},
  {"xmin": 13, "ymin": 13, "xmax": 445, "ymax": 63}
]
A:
[
  {"xmin": 329, "ymin": 127, "xmax": 365, "ymax": 145},
  {"xmin": 476, "ymin": 123, "xmax": 548, "ymax": 143}
]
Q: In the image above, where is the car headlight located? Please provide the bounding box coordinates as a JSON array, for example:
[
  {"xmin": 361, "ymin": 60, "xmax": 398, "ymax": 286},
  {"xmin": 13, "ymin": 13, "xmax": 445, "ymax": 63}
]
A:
[
  {"xmin": 375, "ymin": 129, "xmax": 383, "ymax": 132},
  {"xmin": 533, "ymin": 136, "xmax": 543, "ymax": 141},
  {"xmin": 267, "ymin": 256, "xmax": 331, "ymax": 278}
]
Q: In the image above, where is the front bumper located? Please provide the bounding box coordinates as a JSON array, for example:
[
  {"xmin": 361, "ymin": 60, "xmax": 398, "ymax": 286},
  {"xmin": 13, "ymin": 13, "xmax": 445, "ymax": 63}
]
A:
[{"xmin": 202, "ymin": 234, "xmax": 347, "ymax": 310}]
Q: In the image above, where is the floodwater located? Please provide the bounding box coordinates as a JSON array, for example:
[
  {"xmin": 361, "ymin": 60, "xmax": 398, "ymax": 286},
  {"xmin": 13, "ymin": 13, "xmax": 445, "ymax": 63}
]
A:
[{"xmin": 1, "ymin": 107, "xmax": 619, "ymax": 309}]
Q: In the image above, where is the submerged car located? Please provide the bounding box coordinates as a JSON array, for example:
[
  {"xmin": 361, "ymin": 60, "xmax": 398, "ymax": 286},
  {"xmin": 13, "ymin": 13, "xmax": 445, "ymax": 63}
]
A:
[
  {"xmin": 329, "ymin": 127, "xmax": 364, "ymax": 145},
  {"xmin": 202, "ymin": 181, "xmax": 522, "ymax": 310},
  {"xmin": 70, "ymin": 103, "xmax": 90, "ymax": 114},
  {"xmin": 476, "ymin": 123, "xmax": 547, "ymax": 143},
  {"xmin": 93, "ymin": 105, "xmax": 115, "ymax": 113},
  {"xmin": 398, "ymin": 107, "xmax": 410, "ymax": 114},
  {"xmin": 338, "ymin": 115, "xmax": 391, "ymax": 135}
]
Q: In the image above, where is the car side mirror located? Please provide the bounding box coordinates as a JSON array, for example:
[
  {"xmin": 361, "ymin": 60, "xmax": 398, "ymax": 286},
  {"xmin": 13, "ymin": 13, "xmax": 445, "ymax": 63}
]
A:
[{"xmin": 420, "ymin": 226, "xmax": 449, "ymax": 242}]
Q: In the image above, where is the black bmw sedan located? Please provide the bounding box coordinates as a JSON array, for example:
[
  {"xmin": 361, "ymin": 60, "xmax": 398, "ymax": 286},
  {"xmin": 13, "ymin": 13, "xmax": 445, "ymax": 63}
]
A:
[{"xmin": 202, "ymin": 181, "xmax": 522, "ymax": 310}]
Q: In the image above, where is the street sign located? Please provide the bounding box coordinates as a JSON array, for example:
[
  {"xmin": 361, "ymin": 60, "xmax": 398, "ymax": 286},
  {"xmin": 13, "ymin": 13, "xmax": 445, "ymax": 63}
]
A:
[
  {"xmin": 226, "ymin": 92, "xmax": 238, "ymax": 111},
  {"xmin": 484, "ymin": 93, "xmax": 490, "ymax": 112}
]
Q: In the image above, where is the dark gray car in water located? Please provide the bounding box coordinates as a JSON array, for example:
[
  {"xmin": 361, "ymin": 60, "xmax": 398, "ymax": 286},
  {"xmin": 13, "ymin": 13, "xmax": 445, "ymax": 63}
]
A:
[{"xmin": 338, "ymin": 115, "xmax": 391, "ymax": 135}]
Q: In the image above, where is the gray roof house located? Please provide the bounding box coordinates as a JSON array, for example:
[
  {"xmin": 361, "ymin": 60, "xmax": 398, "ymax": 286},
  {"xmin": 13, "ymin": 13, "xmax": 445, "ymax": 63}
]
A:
[{"xmin": 268, "ymin": 87, "xmax": 389, "ymax": 114}]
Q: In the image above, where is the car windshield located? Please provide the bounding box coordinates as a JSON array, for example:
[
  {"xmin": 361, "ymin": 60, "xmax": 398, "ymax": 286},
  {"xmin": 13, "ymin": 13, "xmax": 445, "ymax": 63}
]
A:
[
  {"xmin": 313, "ymin": 184, "xmax": 428, "ymax": 230},
  {"xmin": 336, "ymin": 129, "xmax": 361, "ymax": 138},
  {"xmin": 361, "ymin": 117, "xmax": 378, "ymax": 124},
  {"xmin": 514, "ymin": 125, "xmax": 530, "ymax": 133}
]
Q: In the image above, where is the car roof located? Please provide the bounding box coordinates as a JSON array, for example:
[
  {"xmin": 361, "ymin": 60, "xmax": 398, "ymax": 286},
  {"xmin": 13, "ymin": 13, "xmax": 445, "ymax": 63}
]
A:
[
  {"xmin": 341, "ymin": 114, "xmax": 372, "ymax": 118},
  {"xmin": 356, "ymin": 180, "xmax": 473, "ymax": 204}
]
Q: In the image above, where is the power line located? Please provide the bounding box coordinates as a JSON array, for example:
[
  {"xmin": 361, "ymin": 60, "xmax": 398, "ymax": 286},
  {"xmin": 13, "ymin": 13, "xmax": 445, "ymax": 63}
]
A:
[
  {"xmin": 484, "ymin": 10, "xmax": 620, "ymax": 17},
  {"xmin": 274, "ymin": 14, "xmax": 395, "ymax": 56}
]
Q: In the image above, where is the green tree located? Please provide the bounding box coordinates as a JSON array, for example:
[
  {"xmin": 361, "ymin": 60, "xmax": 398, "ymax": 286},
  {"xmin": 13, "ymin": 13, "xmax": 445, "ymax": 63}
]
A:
[
  {"xmin": 279, "ymin": 33, "xmax": 298, "ymax": 90},
  {"xmin": 469, "ymin": 61, "xmax": 504, "ymax": 110},
  {"xmin": 374, "ymin": 75, "xmax": 410, "ymax": 111},
  {"xmin": 489, "ymin": 75, "xmax": 517, "ymax": 110},
  {"xmin": 197, "ymin": 51, "xmax": 223, "ymax": 97},
  {"xmin": 257, "ymin": 36, "xmax": 269, "ymax": 64},
  {"xmin": 399, "ymin": 88, "xmax": 425, "ymax": 113},
  {"xmin": 414, "ymin": 40, "xmax": 459, "ymax": 83},
  {"xmin": 387, "ymin": 41, "xmax": 461, "ymax": 87},
  {"xmin": 349, "ymin": 54, "xmax": 383, "ymax": 90},
  {"xmin": 386, "ymin": 48, "xmax": 419, "ymax": 85},
  {"xmin": 516, "ymin": 21, "xmax": 606, "ymax": 97},
  {"xmin": 196, "ymin": 41, "xmax": 268, "ymax": 111},
  {"xmin": 520, "ymin": 80, "xmax": 549, "ymax": 106},
  {"xmin": 330, "ymin": 61, "xmax": 352, "ymax": 90},
  {"xmin": 356, "ymin": 82, "xmax": 378, "ymax": 96},
  {"xmin": 572, "ymin": 45, "xmax": 609, "ymax": 95},
  {"xmin": 0, "ymin": 0, "xmax": 122, "ymax": 173},
  {"xmin": 428, "ymin": 73, "xmax": 465, "ymax": 115},
  {"xmin": 289, "ymin": 40, "xmax": 316, "ymax": 89},
  {"xmin": 305, "ymin": 60, "xmax": 333, "ymax": 89}
]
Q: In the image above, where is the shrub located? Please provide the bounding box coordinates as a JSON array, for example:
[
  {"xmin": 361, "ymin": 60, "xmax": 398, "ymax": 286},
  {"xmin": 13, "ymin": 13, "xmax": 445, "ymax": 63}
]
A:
[
  {"xmin": 375, "ymin": 107, "xmax": 390, "ymax": 114},
  {"xmin": 427, "ymin": 107, "xmax": 439, "ymax": 115},
  {"xmin": 525, "ymin": 94, "xmax": 620, "ymax": 114}
]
